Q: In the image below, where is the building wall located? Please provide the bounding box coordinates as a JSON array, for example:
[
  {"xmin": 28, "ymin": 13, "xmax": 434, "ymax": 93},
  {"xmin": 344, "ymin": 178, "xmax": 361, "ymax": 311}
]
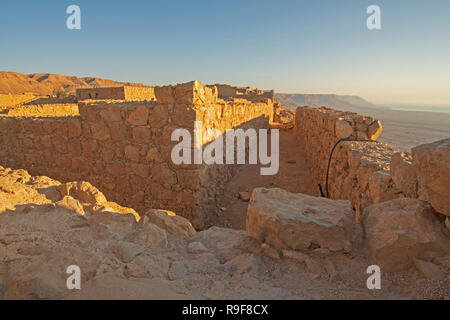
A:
[
  {"xmin": 3, "ymin": 103, "xmax": 79, "ymax": 117},
  {"xmin": 0, "ymin": 81, "xmax": 274, "ymax": 229},
  {"xmin": 210, "ymin": 84, "xmax": 274, "ymax": 103},
  {"xmin": 76, "ymin": 86, "xmax": 158, "ymax": 102},
  {"xmin": 76, "ymin": 87, "xmax": 125, "ymax": 100},
  {"xmin": 124, "ymin": 86, "xmax": 156, "ymax": 101}
]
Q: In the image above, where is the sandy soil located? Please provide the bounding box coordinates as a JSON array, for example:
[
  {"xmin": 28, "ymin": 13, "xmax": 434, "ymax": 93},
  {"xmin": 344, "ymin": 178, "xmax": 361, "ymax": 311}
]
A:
[{"xmin": 215, "ymin": 129, "xmax": 316, "ymax": 230}]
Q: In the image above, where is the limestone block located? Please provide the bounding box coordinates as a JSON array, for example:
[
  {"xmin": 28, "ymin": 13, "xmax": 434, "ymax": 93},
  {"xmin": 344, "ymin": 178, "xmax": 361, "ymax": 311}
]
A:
[
  {"xmin": 412, "ymin": 138, "xmax": 450, "ymax": 217},
  {"xmin": 67, "ymin": 119, "xmax": 81, "ymax": 138},
  {"xmin": 131, "ymin": 163, "xmax": 149, "ymax": 178},
  {"xmin": 151, "ymin": 163, "xmax": 177, "ymax": 185},
  {"xmin": 368, "ymin": 170, "xmax": 401, "ymax": 204},
  {"xmin": 132, "ymin": 126, "xmax": 151, "ymax": 143},
  {"xmin": 105, "ymin": 161, "xmax": 126, "ymax": 177},
  {"xmin": 149, "ymin": 104, "xmax": 169, "ymax": 128},
  {"xmin": 390, "ymin": 152, "xmax": 418, "ymax": 198},
  {"xmin": 246, "ymin": 188, "xmax": 354, "ymax": 252},
  {"xmin": 90, "ymin": 122, "xmax": 110, "ymax": 141},
  {"xmin": 143, "ymin": 209, "xmax": 196, "ymax": 239},
  {"xmin": 100, "ymin": 106, "xmax": 122, "ymax": 122},
  {"xmin": 335, "ymin": 118, "xmax": 353, "ymax": 139},
  {"xmin": 56, "ymin": 181, "xmax": 107, "ymax": 205},
  {"xmin": 155, "ymin": 86, "xmax": 175, "ymax": 104},
  {"xmin": 124, "ymin": 145, "xmax": 140, "ymax": 162},
  {"xmin": 362, "ymin": 198, "xmax": 450, "ymax": 271},
  {"xmin": 127, "ymin": 106, "xmax": 149, "ymax": 126}
]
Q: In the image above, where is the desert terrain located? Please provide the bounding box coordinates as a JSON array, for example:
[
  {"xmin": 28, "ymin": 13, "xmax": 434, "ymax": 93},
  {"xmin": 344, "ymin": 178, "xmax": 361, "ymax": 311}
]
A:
[
  {"xmin": 2, "ymin": 71, "xmax": 448, "ymax": 151},
  {"xmin": 0, "ymin": 75, "xmax": 448, "ymax": 300}
]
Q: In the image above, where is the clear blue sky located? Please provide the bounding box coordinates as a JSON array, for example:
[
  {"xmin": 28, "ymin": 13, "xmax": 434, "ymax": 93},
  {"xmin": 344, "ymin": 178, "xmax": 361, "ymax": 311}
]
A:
[{"xmin": 1, "ymin": 0, "xmax": 449, "ymax": 105}]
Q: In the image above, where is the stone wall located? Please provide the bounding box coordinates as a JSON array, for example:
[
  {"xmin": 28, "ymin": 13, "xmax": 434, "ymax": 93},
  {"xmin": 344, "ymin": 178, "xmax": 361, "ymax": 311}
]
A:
[
  {"xmin": 295, "ymin": 106, "xmax": 400, "ymax": 220},
  {"xmin": 0, "ymin": 81, "xmax": 274, "ymax": 229},
  {"xmin": 76, "ymin": 86, "xmax": 156, "ymax": 101},
  {"xmin": 76, "ymin": 87, "xmax": 125, "ymax": 100},
  {"xmin": 1, "ymin": 103, "xmax": 79, "ymax": 117},
  {"xmin": 209, "ymin": 84, "xmax": 274, "ymax": 103},
  {"xmin": 0, "ymin": 93, "xmax": 35, "ymax": 108},
  {"xmin": 124, "ymin": 86, "xmax": 156, "ymax": 101}
]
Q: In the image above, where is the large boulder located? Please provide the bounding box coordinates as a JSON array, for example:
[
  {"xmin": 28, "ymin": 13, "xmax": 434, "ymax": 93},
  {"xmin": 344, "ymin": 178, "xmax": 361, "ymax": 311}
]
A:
[
  {"xmin": 412, "ymin": 138, "xmax": 450, "ymax": 217},
  {"xmin": 390, "ymin": 152, "xmax": 418, "ymax": 198},
  {"xmin": 246, "ymin": 188, "xmax": 354, "ymax": 252},
  {"xmin": 362, "ymin": 198, "xmax": 450, "ymax": 271}
]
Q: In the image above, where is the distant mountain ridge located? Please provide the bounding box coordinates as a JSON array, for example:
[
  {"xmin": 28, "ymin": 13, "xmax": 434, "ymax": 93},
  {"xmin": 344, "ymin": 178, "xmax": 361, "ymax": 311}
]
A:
[
  {"xmin": 1, "ymin": 71, "xmax": 376, "ymax": 112},
  {"xmin": 275, "ymin": 93, "xmax": 376, "ymax": 110},
  {"xmin": 0, "ymin": 71, "xmax": 144, "ymax": 95}
]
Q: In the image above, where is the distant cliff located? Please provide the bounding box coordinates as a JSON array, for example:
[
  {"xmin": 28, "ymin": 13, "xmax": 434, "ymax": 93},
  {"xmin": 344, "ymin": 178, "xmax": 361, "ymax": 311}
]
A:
[{"xmin": 275, "ymin": 93, "xmax": 375, "ymax": 110}]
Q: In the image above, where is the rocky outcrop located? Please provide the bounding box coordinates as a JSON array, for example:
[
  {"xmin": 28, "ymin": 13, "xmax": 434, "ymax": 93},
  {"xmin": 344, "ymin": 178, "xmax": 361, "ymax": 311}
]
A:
[
  {"xmin": 1, "ymin": 166, "xmax": 448, "ymax": 299},
  {"xmin": 143, "ymin": 209, "xmax": 196, "ymax": 239},
  {"xmin": 390, "ymin": 152, "xmax": 418, "ymax": 198},
  {"xmin": 412, "ymin": 138, "xmax": 450, "ymax": 217},
  {"xmin": 246, "ymin": 188, "xmax": 354, "ymax": 252},
  {"xmin": 362, "ymin": 198, "xmax": 450, "ymax": 271}
]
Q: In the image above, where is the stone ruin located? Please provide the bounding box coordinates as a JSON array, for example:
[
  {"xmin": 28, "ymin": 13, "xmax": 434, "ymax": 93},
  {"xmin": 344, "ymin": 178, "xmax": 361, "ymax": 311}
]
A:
[
  {"xmin": 0, "ymin": 81, "xmax": 449, "ymax": 299},
  {"xmin": 76, "ymin": 86, "xmax": 156, "ymax": 102},
  {"xmin": 0, "ymin": 81, "xmax": 274, "ymax": 229}
]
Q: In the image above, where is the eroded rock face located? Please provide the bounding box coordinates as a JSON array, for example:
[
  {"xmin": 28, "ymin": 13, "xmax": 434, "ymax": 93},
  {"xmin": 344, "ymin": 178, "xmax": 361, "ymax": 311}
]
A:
[
  {"xmin": 412, "ymin": 138, "xmax": 450, "ymax": 217},
  {"xmin": 390, "ymin": 152, "xmax": 418, "ymax": 198},
  {"xmin": 246, "ymin": 188, "xmax": 354, "ymax": 252},
  {"xmin": 362, "ymin": 198, "xmax": 450, "ymax": 271}
]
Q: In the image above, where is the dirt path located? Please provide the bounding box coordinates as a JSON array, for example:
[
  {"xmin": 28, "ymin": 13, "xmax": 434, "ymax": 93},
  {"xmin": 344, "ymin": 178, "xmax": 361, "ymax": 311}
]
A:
[{"xmin": 215, "ymin": 128, "xmax": 316, "ymax": 230}]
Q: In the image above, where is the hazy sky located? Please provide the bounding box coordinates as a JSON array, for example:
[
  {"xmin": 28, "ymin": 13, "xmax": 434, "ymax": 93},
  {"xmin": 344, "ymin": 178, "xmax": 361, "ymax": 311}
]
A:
[{"xmin": 1, "ymin": 0, "xmax": 449, "ymax": 105}]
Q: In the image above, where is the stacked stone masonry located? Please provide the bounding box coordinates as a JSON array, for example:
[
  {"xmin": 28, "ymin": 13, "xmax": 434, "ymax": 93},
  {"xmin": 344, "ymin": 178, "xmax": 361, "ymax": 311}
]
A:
[
  {"xmin": 0, "ymin": 81, "xmax": 273, "ymax": 229},
  {"xmin": 294, "ymin": 105, "xmax": 450, "ymax": 226},
  {"xmin": 76, "ymin": 86, "xmax": 157, "ymax": 102},
  {"xmin": 295, "ymin": 106, "xmax": 400, "ymax": 220},
  {"xmin": 2, "ymin": 103, "xmax": 79, "ymax": 117},
  {"xmin": 0, "ymin": 93, "xmax": 35, "ymax": 108},
  {"xmin": 209, "ymin": 84, "xmax": 274, "ymax": 103}
]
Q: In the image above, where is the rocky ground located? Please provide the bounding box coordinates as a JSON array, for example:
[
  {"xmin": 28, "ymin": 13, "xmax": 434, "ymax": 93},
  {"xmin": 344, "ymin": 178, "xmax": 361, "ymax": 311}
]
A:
[{"xmin": 0, "ymin": 165, "xmax": 448, "ymax": 300}]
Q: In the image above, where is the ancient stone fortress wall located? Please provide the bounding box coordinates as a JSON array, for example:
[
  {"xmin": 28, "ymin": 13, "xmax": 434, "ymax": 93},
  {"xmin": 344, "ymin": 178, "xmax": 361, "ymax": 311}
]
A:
[
  {"xmin": 2, "ymin": 103, "xmax": 79, "ymax": 117},
  {"xmin": 295, "ymin": 106, "xmax": 450, "ymax": 227},
  {"xmin": 295, "ymin": 106, "xmax": 399, "ymax": 220},
  {"xmin": 0, "ymin": 93, "xmax": 35, "ymax": 108},
  {"xmin": 210, "ymin": 84, "xmax": 274, "ymax": 103},
  {"xmin": 0, "ymin": 81, "xmax": 273, "ymax": 229},
  {"xmin": 76, "ymin": 86, "xmax": 156, "ymax": 101}
]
